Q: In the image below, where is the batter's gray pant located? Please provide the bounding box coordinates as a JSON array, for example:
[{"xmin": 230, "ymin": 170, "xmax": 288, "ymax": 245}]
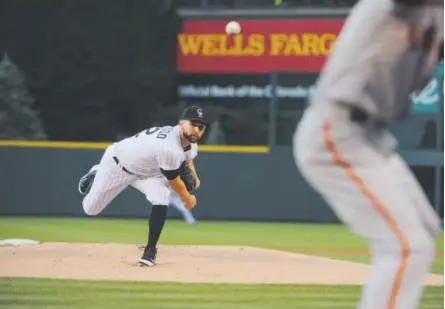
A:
[{"xmin": 293, "ymin": 103, "xmax": 441, "ymax": 309}]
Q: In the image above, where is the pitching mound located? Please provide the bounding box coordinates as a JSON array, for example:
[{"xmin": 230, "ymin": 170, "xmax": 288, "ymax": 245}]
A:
[{"xmin": 0, "ymin": 242, "xmax": 442, "ymax": 285}]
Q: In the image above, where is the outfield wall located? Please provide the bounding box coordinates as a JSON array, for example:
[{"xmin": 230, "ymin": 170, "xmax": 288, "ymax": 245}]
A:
[{"xmin": 0, "ymin": 146, "xmax": 441, "ymax": 223}]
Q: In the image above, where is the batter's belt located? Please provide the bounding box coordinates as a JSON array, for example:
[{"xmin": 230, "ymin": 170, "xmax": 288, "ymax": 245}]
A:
[{"xmin": 342, "ymin": 104, "xmax": 387, "ymax": 128}]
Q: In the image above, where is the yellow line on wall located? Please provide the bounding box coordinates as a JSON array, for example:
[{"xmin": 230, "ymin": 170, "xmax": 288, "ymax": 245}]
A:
[
  {"xmin": 0, "ymin": 140, "xmax": 110, "ymax": 149},
  {"xmin": 199, "ymin": 145, "xmax": 269, "ymax": 153},
  {"xmin": 0, "ymin": 140, "xmax": 270, "ymax": 153}
]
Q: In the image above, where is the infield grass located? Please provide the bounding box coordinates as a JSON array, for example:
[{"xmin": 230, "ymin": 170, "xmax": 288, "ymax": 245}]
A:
[
  {"xmin": 0, "ymin": 278, "xmax": 443, "ymax": 309},
  {"xmin": 0, "ymin": 217, "xmax": 443, "ymax": 274}
]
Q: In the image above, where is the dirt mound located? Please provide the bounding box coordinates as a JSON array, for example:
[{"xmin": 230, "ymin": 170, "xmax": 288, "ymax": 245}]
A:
[{"xmin": 0, "ymin": 242, "xmax": 442, "ymax": 285}]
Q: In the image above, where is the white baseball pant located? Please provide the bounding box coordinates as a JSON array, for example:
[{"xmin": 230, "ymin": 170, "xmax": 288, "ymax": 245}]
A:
[{"xmin": 82, "ymin": 145, "xmax": 173, "ymax": 215}]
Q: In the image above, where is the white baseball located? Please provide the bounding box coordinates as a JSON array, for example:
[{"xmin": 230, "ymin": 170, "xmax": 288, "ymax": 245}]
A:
[{"xmin": 225, "ymin": 21, "xmax": 241, "ymax": 35}]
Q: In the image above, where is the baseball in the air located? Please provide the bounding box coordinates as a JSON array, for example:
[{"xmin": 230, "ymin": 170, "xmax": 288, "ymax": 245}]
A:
[{"xmin": 225, "ymin": 21, "xmax": 241, "ymax": 35}]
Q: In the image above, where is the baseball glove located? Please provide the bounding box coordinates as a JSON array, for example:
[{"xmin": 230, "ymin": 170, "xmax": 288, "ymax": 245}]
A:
[{"xmin": 179, "ymin": 162, "xmax": 196, "ymax": 193}]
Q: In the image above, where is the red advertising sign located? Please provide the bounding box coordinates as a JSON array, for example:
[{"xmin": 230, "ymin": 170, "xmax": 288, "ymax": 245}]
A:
[{"xmin": 177, "ymin": 19, "xmax": 344, "ymax": 73}]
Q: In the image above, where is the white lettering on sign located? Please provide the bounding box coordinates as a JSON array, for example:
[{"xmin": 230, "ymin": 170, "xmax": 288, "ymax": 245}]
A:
[{"xmin": 178, "ymin": 85, "xmax": 315, "ymax": 99}]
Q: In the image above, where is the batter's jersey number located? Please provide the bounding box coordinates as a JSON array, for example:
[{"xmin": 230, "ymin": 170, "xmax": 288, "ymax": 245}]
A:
[{"xmin": 135, "ymin": 127, "xmax": 171, "ymax": 139}]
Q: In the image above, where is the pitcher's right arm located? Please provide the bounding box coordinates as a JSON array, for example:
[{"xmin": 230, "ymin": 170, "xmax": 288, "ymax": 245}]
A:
[
  {"xmin": 158, "ymin": 147, "xmax": 196, "ymax": 209},
  {"xmin": 167, "ymin": 176, "xmax": 196, "ymax": 209}
]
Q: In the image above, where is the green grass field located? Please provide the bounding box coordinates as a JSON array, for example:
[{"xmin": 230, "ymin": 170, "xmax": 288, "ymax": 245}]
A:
[
  {"xmin": 1, "ymin": 278, "xmax": 443, "ymax": 309},
  {"xmin": 0, "ymin": 217, "xmax": 443, "ymax": 309}
]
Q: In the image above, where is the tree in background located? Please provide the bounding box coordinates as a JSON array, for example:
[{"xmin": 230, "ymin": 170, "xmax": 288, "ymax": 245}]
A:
[{"xmin": 0, "ymin": 53, "xmax": 47, "ymax": 140}]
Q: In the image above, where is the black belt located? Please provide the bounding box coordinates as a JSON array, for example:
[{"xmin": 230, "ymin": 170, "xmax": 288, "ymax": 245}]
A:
[
  {"xmin": 349, "ymin": 107, "xmax": 386, "ymax": 128},
  {"xmin": 349, "ymin": 107, "xmax": 370, "ymax": 122},
  {"xmin": 112, "ymin": 156, "xmax": 134, "ymax": 175}
]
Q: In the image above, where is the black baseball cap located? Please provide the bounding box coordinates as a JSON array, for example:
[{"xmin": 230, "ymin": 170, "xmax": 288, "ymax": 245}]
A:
[{"xmin": 180, "ymin": 106, "xmax": 209, "ymax": 125}]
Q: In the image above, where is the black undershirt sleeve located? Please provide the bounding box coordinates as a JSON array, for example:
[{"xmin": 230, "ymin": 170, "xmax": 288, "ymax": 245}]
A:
[{"xmin": 160, "ymin": 167, "xmax": 181, "ymax": 180}]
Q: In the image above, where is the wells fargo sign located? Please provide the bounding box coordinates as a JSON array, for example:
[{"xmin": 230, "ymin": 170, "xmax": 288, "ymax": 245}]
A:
[{"xmin": 177, "ymin": 19, "xmax": 344, "ymax": 73}]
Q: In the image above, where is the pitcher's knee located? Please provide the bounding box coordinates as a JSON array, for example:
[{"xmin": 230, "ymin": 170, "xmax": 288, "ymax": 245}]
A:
[{"xmin": 82, "ymin": 201, "xmax": 100, "ymax": 216}]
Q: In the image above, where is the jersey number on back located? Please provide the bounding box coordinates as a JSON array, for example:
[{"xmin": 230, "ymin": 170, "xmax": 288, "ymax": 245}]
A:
[{"xmin": 135, "ymin": 127, "xmax": 171, "ymax": 139}]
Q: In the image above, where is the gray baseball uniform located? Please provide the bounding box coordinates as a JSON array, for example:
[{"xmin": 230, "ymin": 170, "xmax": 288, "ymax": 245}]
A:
[{"xmin": 293, "ymin": 0, "xmax": 443, "ymax": 308}]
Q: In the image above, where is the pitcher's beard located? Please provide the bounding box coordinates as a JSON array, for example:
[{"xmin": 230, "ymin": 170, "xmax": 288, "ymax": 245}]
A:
[{"xmin": 184, "ymin": 133, "xmax": 199, "ymax": 144}]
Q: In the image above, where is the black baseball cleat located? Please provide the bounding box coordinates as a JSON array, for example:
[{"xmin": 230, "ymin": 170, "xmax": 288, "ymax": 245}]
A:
[
  {"xmin": 78, "ymin": 170, "xmax": 97, "ymax": 195},
  {"xmin": 137, "ymin": 246, "xmax": 157, "ymax": 267}
]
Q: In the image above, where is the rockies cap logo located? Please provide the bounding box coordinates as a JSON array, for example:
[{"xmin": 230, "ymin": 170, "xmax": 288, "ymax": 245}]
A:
[{"xmin": 196, "ymin": 108, "xmax": 204, "ymax": 118}]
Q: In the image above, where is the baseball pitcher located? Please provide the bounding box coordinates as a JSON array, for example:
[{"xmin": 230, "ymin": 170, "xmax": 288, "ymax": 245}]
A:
[
  {"xmin": 293, "ymin": 0, "xmax": 443, "ymax": 308},
  {"xmin": 78, "ymin": 106, "xmax": 208, "ymax": 266}
]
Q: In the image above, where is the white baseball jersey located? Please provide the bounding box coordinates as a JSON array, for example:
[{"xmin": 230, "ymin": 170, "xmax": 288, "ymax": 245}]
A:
[
  {"xmin": 312, "ymin": 0, "xmax": 443, "ymax": 121},
  {"xmin": 112, "ymin": 125, "xmax": 198, "ymax": 177}
]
